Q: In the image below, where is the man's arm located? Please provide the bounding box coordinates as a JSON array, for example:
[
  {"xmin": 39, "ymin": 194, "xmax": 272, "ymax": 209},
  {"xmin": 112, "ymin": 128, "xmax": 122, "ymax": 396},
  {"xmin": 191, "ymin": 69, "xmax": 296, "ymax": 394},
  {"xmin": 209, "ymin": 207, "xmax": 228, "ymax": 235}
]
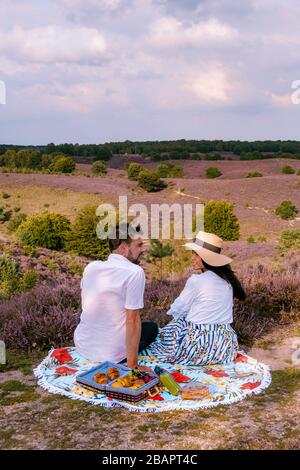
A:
[{"xmin": 126, "ymin": 309, "xmax": 142, "ymax": 369}]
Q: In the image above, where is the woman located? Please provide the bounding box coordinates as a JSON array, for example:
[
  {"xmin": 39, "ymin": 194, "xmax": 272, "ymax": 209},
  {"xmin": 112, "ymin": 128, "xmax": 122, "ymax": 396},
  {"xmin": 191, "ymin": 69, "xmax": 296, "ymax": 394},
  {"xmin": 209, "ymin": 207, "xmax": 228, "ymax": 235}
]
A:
[{"xmin": 144, "ymin": 231, "xmax": 246, "ymax": 366}]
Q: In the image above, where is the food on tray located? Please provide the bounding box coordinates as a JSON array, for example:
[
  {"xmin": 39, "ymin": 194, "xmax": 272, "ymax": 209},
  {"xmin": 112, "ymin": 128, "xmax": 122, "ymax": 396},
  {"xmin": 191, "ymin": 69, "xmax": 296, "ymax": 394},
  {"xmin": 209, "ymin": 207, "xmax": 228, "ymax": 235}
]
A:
[
  {"xmin": 129, "ymin": 378, "xmax": 145, "ymax": 389},
  {"xmin": 118, "ymin": 375, "xmax": 133, "ymax": 387},
  {"xmin": 107, "ymin": 367, "xmax": 120, "ymax": 381},
  {"xmin": 133, "ymin": 378, "xmax": 145, "ymax": 388},
  {"xmin": 93, "ymin": 372, "xmax": 108, "ymax": 385},
  {"xmin": 111, "ymin": 381, "xmax": 122, "ymax": 388},
  {"xmin": 181, "ymin": 385, "xmax": 210, "ymax": 400}
]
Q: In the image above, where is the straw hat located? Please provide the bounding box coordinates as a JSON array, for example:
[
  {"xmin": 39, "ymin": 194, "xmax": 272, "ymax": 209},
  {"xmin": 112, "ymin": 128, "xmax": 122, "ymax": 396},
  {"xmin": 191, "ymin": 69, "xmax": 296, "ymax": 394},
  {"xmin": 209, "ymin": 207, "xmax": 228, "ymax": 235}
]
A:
[{"xmin": 184, "ymin": 230, "xmax": 232, "ymax": 267}]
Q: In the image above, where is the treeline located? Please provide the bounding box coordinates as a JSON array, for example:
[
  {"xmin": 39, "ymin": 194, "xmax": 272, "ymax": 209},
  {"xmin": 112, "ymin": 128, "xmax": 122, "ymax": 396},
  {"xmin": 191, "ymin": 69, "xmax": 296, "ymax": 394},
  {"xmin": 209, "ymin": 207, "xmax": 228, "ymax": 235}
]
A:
[
  {"xmin": 1, "ymin": 139, "xmax": 300, "ymax": 162},
  {"xmin": 0, "ymin": 149, "xmax": 76, "ymax": 173}
]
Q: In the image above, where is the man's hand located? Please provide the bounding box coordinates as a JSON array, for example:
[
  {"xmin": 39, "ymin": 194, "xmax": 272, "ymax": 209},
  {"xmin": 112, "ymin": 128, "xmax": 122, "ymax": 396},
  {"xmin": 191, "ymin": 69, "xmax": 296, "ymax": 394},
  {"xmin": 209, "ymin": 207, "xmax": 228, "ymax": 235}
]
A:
[{"xmin": 126, "ymin": 309, "xmax": 141, "ymax": 369}]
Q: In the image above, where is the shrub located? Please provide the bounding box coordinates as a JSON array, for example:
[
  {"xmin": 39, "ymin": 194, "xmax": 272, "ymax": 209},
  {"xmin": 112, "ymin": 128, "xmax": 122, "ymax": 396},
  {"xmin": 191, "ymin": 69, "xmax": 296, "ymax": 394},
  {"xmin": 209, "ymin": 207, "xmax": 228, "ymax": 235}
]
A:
[
  {"xmin": 65, "ymin": 204, "xmax": 110, "ymax": 259},
  {"xmin": 0, "ymin": 255, "xmax": 21, "ymax": 299},
  {"xmin": 156, "ymin": 162, "xmax": 183, "ymax": 178},
  {"xmin": 240, "ymin": 151, "xmax": 263, "ymax": 160},
  {"xmin": 282, "ymin": 165, "xmax": 295, "ymax": 174},
  {"xmin": 257, "ymin": 236, "xmax": 267, "ymax": 242},
  {"xmin": 137, "ymin": 169, "xmax": 166, "ymax": 192},
  {"xmin": 21, "ymin": 270, "xmax": 39, "ymax": 291},
  {"xmin": 247, "ymin": 235, "xmax": 255, "ymax": 243},
  {"xmin": 297, "ymin": 168, "xmax": 300, "ymax": 175},
  {"xmin": 16, "ymin": 211, "xmax": 71, "ymax": 250},
  {"xmin": 0, "ymin": 206, "xmax": 12, "ymax": 223},
  {"xmin": 7, "ymin": 213, "xmax": 27, "ymax": 233},
  {"xmin": 246, "ymin": 171, "xmax": 263, "ymax": 178},
  {"xmin": 279, "ymin": 228, "xmax": 300, "ymax": 252},
  {"xmin": 151, "ymin": 153, "xmax": 162, "ymax": 161},
  {"xmin": 127, "ymin": 163, "xmax": 143, "ymax": 181},
  {"xmin": 91, "ymin": 160, "xmax": 107, "ymax": 175},
  {"xmin": 275, "ymin": 200, "xmax": 298, "ymax": 220},
  {"xmin": 13, "ymin": 207, "xmax": 21, "ymax": 212},
  {"xmin": 0, "ymin": 254, "xmax": 38, "ymax": 298},
  {"xmin": 0, "ymin": 149, "xmax": 42, "ymax": 169},
  {"xmin": 2, "ymin": 192, "xmax": 10, "ymax": 199},
  {"xmin": 0, "ymin": 282, "xmax": 81, "ymax": 350},
  {"xmin": 204, "ymin": 154, "xmax": 225, "ymax": 161},
  {"xmin": 202, "ymin": 201, "xmax": 240, "ymax": 241},
  {"xmin": 148, "ymin": 240, "xmax": 174, "ymax": 281},
  {"xmin": 206, "ymin": 167, "xmax": 222, "ymax": 178},
  {"xmin": 65, "ymin": 255, "xmax": 85, "ymax": 276},
  {"xmin": 49, "ymin": 156, "xmax": 75, "ymax": 173}
]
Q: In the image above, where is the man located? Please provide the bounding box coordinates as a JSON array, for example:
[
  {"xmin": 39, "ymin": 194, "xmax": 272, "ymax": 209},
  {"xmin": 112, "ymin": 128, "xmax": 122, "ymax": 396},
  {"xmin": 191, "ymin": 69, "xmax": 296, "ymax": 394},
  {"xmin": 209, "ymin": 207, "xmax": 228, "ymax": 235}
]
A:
[{"xmin": 74, "ymin": 224, "xmax": 158, "ymax": 369}]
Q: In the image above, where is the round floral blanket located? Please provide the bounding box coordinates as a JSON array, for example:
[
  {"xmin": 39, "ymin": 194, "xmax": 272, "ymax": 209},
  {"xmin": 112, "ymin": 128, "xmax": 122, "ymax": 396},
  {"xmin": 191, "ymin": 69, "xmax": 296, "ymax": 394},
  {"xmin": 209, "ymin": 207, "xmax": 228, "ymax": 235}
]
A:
[{"xmin": 34, "ymin": 347, "xmax": 271, "ymax": 412}]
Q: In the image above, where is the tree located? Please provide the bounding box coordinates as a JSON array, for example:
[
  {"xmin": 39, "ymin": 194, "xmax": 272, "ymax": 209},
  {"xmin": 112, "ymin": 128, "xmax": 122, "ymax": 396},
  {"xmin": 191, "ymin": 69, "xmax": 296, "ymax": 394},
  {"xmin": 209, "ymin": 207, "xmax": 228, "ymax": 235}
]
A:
[
  {"xmin": 275, "ymin": 200, "xmax": 298, "ymax": 220},
  {"xmin": 279, "ymin": 228, "xmax": 300, "ymax": 252},
  {"xmin": 93, "ymin": 146, "xmax": 111, "ymax": 161},
  {"xmin": 206, "ymin": 167, "xmax": 222, "ymax": 178},
  {"xmin": 156, "ymin": 162, "xmax": 183, "ymax": 178},
  {"xmin": 282, "ymin": 165, "xmax": 295, "ymax": 174},
  {"xmin": 65, "ymin": 205, "xmax": 110, "ymax": 259},
  {"xmin": 137, "ymin": 169, "xmax": 166, "ymax": 192},
  {"xmin": 16, "ymin": 211, "xmax": 71, "ymax": 250},
  {"xmin": 49, "ymin": 156, "xmax": 76, "ymax": 173},
  {"xmin": 91, "ymin": 160, "xmax": 107, "ymax": 175},
  {"xmin": 246, "ymin": 171, "xmax": 263, "ymax": 178},
  {"xmin": 127, "ymin": 163, "xmax": 143, "ymax": 181},
  {"xmin": 148, "ymin": 239, "xmax": 174, "ymax": 281},
  {"xmin": 195, "ymin": 201, "xmax": 240, "ymax": 241}
]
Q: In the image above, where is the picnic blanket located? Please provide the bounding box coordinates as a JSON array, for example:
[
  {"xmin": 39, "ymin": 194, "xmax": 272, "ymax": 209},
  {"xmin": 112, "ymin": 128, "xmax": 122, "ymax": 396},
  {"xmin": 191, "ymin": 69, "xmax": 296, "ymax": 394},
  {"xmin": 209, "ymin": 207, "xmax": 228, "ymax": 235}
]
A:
[{"xmin": 33, "ymin": 347, "xmax": 271, "ymax": 412}]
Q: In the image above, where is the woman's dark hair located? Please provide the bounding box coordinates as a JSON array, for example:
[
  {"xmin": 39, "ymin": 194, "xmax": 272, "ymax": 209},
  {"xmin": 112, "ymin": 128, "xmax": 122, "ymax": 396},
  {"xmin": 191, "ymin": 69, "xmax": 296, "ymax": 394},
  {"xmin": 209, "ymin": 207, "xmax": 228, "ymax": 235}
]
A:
[{"xmin": 201, "ymin": 259, "xmax": 246, "ymax": 301}]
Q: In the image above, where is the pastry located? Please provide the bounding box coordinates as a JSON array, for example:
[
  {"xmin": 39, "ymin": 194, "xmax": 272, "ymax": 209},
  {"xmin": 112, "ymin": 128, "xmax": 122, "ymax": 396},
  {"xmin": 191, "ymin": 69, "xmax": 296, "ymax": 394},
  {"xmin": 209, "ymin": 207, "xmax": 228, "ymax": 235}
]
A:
[
  {"xmin": 94, "ymin": 372, "xmax": 108, "ymax": 385},
  {"xmin": 181, "ymin": 385, "xmax": 209, "ymax": 400},
  {"xmin": 119, "ymin": 375, "xmax": 133, "ymax": 387},
  {"xmin": 111, "ymin": 381, "xmax": 122, "ymax": 388},
  {"xmin": 107, "ymin": 367, "xmax": 120, "ymax": 381},
  {"xmin": 132, "ymin": 379, "xmax": 145, "ymax": 388}
]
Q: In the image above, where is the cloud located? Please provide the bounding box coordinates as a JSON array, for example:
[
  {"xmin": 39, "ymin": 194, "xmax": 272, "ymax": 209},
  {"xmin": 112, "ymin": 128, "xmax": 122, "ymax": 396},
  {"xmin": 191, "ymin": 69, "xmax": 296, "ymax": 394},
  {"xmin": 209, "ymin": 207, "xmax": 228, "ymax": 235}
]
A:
[
  {"xmin": 148, "ymin": 16, "xmax": 238, "ymax": 47},
  {"xmin": 1, "ymin": 0, "xmax": 300, "ymax": 143},
  {"xmin": 270, "ymin": 93, "xmax": 294, "ymax": 108},
  {"xmin": 60, "ymin": 0, "xmax": 123, "ymax": 12},
  {"xmin": 0, "ymin": 25, "xmax": 107, "ymax": 65},
  {"xmin": 185, "ymin": 64, "xmax": 232, "ymax": 103}
]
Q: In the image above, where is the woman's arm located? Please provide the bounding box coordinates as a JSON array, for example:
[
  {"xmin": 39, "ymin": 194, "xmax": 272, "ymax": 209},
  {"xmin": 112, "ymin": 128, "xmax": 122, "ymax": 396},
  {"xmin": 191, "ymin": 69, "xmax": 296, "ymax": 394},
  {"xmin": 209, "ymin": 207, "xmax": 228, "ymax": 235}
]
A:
[{"xmin": 166, "ymin": 276, "xmax": 196, "ymax": 320}]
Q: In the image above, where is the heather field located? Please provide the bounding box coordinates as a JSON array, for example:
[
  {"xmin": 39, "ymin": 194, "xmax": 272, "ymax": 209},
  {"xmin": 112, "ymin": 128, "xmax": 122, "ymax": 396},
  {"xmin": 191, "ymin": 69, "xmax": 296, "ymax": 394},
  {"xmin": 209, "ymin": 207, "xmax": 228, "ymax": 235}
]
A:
[
  {"xmin": 1, "ymin": 158, "xmax": 300, "ymax": 450},
  {"xmin": 1, "ymin": 159, "xmax": 300, "ymax": 242}
]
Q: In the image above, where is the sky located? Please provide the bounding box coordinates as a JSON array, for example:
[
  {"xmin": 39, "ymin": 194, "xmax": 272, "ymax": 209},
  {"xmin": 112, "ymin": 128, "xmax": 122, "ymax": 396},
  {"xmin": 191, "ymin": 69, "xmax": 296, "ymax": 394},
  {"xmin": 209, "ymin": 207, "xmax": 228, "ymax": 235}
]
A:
[{"xmin": 0, "ymin": 0, "xmax": 300, "ymax": 145}]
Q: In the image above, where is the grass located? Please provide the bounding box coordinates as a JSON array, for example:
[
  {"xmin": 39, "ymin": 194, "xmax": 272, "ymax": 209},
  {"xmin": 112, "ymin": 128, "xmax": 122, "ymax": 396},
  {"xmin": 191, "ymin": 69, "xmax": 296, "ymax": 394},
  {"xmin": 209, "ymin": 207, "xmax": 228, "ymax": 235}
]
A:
[
  {"xmin": 0, "ymin": 380, "xmax": 40, "ymax": 406},
  {"xmin": 0, "ymin": 185, "xmax": 105, "ymax": 229},
  {"xmin": 0, "ymin": 429, "xmax": 20, "ymax": 448},
  {"xmin": 0, "ymin": 349, "xmax": 44, "ymax": 375},
  {"xmin": 248, "ymin": 367, "xmax": 300, "ymax": 405}
]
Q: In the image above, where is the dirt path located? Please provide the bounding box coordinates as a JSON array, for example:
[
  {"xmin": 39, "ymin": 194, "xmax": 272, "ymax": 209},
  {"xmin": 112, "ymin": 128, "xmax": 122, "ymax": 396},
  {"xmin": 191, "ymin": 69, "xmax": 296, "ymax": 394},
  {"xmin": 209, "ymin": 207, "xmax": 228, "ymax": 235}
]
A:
[{"xmin": 1, "ymin": 323, "xmax": 299, "ymax": 450}]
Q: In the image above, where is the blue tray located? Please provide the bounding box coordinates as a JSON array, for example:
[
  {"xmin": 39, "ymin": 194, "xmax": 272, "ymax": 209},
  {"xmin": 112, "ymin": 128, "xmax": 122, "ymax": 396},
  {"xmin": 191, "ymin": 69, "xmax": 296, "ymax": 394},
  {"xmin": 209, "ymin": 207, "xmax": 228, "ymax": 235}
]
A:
[{"xmin": 76, "ymin": 361, "xmax": 159, "ymax": 397}]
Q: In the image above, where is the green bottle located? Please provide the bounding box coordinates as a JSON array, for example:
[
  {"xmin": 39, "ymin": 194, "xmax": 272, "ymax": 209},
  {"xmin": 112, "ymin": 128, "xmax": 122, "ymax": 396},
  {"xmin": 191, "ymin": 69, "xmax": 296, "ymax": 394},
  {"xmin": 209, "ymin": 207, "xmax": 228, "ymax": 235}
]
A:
[{"xmin": 154, "ymin": 366, "xmax": 181, "ymax": 396}]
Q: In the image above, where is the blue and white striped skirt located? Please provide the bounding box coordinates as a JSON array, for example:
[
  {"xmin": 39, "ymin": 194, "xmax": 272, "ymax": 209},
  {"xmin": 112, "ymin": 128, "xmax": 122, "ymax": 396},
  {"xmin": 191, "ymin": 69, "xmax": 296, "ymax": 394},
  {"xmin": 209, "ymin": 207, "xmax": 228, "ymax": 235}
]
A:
[{"xmin": 143, "ymin": 319, "xmax": 239, "ymax": 366}]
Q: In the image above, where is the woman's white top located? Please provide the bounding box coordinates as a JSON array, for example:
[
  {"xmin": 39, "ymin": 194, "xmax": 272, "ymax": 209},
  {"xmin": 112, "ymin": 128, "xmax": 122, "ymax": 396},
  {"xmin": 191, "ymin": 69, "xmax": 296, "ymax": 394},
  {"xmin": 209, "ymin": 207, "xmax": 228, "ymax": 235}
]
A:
[{"xmin": 167, "ymin": 270, "xmax": 233, "ymax": 324}]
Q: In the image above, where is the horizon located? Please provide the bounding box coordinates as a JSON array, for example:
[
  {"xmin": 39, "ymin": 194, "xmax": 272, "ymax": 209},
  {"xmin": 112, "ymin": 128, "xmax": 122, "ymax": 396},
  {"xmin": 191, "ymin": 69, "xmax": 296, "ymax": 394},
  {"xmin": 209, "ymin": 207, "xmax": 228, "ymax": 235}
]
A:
[{"xmin": 2, "ymin": 137, "xmax": 300, "ymax": 148}]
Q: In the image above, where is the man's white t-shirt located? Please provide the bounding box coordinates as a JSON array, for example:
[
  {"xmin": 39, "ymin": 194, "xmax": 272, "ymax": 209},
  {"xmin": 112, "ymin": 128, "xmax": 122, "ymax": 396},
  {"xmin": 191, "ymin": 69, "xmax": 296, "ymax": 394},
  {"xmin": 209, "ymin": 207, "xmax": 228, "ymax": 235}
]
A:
[{"xmin": 74, "ymin": 254, "xmax": 146, "ymax": 362}]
